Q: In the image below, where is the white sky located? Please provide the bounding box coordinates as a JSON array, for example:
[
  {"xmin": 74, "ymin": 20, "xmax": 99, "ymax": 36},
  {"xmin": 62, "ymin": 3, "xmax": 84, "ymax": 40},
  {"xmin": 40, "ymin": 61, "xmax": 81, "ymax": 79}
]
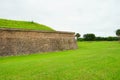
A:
[{"xmin": 0, "ymin": 0, "xmax": 120, "ymax": 37}]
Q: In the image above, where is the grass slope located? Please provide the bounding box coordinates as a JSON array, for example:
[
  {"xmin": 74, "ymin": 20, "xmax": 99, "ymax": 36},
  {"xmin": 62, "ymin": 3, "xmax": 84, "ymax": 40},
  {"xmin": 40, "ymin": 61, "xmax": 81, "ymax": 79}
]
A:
[
  {"xmin": 0, "ymin": 19, "xmax": 54, "ymax": 31},
  {"xmin": 0, "ymin": 42, "xmax": 120, "ymax": 80}
]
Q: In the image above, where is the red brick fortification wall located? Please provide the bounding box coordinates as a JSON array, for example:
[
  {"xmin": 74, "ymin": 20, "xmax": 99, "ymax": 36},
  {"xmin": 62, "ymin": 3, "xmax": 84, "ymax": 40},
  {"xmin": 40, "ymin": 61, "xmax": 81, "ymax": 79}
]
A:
[{"xmin": 0, "ymin": 28, "xmax": 78, "ymax": 56}]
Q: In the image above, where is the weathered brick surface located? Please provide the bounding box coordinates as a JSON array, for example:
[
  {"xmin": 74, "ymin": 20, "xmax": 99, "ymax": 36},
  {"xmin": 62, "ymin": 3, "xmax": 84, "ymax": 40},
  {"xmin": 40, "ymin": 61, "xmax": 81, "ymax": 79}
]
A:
[{"xmin": 0, "ymin": 28, "xmax": 77, "ymax": 56}]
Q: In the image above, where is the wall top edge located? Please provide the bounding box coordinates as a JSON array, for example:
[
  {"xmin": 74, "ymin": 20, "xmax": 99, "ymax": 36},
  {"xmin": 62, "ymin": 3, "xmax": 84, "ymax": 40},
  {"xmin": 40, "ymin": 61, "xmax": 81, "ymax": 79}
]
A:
[{"xmin": 0, "ymin": 28, "xmax": 75, "ymax": 34}]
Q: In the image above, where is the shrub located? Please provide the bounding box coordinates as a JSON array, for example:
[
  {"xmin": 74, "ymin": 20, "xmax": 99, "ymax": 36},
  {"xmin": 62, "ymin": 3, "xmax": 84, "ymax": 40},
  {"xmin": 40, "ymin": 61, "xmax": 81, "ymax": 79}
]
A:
[
  {"xmin": 77, "ymin": 38, "xmax": 84, "ymax": 41},
  {"xmin": 95, "ymin": 37, "xmax": 118, "ymax": 41}
]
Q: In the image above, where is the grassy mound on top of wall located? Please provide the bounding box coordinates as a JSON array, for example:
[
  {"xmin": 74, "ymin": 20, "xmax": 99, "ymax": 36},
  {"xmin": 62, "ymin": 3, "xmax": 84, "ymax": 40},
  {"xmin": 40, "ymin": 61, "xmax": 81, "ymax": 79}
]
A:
[
  {"xmin": 0, "ymin": 42, "xmax": 120, "ymax": 80},
  {"xmin": 0, "ymin": 18, "xmax": 54, "ymax": 31}
]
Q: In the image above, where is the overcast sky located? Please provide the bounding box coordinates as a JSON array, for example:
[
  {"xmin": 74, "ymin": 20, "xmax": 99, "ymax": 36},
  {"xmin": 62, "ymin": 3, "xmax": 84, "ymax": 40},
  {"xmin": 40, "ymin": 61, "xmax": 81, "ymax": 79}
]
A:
[{"xmin": 0, "ymin": 0, "xmax": 120, "ymax": 37}]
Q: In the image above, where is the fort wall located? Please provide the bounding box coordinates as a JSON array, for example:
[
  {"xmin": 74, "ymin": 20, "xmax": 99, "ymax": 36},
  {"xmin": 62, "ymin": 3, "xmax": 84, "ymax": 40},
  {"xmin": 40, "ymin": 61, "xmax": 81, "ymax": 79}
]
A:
[{"xmin": 0, "ymin": 28, "xmax": 77, "ymax": 56}]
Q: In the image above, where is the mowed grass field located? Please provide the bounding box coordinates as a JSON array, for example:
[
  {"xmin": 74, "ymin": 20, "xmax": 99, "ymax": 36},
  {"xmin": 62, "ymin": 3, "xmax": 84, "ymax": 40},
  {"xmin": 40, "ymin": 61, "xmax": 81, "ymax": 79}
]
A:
[{"xmin": 0, "ymin": 42, "xmax": 120, "ymax": 80}]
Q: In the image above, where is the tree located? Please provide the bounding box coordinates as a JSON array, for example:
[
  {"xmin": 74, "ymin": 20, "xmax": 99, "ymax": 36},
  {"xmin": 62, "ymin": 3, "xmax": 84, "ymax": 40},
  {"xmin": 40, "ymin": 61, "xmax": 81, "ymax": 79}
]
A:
[
  {"xmin": 83, "ymin": 33, "xmax": 96, "ymax": 41},
  {"xmin": 75, "ymin": 33, "xmax": 81, "ymax": 41},
  {"xmin": 116, "ymin": 29, "xmax": 120, "ymax": 41}
]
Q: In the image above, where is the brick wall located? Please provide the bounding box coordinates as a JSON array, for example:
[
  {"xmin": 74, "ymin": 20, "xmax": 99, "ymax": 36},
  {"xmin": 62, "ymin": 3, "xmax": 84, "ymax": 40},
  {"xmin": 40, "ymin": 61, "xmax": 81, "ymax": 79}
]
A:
[{"xmin": 0, "ymin": 28, "xmax": 78, "ymax": 56}]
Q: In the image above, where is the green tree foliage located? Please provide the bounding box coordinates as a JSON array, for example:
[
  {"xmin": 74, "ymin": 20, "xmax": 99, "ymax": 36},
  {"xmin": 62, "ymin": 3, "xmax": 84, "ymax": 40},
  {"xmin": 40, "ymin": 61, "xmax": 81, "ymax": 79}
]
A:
[
  {"xmin": 75, "ymin": 33, "xmax": 81, "ymax": 41},
  {"xmin": 116, "ymin": 29, "xmax": 120, "ymax": 41},
  {"xmin": 116, "ymin": 29, "xmax": 120, "ymax": 36},
  {"xmin": 83, "ymin": 33, "xmax": 96, "ymax": 41}
]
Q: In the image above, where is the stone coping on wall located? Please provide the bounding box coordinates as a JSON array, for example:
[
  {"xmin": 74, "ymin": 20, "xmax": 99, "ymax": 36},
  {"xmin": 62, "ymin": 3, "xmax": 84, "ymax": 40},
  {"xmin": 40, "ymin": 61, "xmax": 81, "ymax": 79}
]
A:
[{"xmin": 0, "ymin": 28, "xmax": 75, "ymax": 34}]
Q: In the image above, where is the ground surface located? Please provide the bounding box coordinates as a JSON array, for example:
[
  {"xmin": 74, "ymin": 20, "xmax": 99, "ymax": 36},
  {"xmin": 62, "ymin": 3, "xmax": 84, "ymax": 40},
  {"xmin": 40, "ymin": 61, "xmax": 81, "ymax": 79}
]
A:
[
  {"xmin": 0, "ymin": 19, "xmax": 54, "ymax": 31},
  {"xmin": 0, "ymin": 42, "xmax": 120, "ymax": 80}
]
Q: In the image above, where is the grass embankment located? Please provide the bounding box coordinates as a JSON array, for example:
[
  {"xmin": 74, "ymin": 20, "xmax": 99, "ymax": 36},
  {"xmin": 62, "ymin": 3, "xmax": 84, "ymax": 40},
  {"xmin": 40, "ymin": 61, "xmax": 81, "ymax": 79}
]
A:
[
  {"xmin": 0, "ymin": 42, "xmax": 120, "ymax": 80},
  {"xmin": 0, "ymin": 19, "xmax": 54, "ymax": 31}
]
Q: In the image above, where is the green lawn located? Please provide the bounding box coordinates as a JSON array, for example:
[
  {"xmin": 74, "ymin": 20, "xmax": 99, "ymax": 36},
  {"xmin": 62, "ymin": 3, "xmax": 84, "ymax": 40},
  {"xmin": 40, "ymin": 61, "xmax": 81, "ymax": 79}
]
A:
[
  {"xmin": 0, "ymin": 19, "xmax": 54, "ymax": 31},
  {"xmin": 0, "ymin": 42, "xmax": 120, "ymax": 80}
]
